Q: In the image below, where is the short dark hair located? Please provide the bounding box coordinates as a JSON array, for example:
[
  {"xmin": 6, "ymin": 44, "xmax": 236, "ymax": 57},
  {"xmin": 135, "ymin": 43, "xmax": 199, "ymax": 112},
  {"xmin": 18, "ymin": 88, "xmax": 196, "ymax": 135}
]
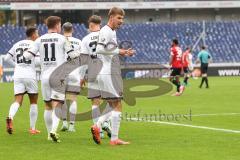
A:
[
  {"xmin": 26, "ymin": 27, "xmax": 37, "ymax": 37},
  {"xmin": 62, "ymin": 22, "xmax": 73, "ymax": 33},
  {"xmin": 46, "ymin": 16, "xmax": 61, "ymax": 29},
  {"xmin": 172, "ymin": 39, "xmax": 178, "ymax": 45},
  {"xmin": 201, "ymin": 46, "xmax": 206, "ymax": 50},
  {"xmin": 88, "ymin": 15, "xmax": 101, "ymax": 24},
  {"xmin": 108, "ymin": 7, "xmax": 125, "ymax": 18}
]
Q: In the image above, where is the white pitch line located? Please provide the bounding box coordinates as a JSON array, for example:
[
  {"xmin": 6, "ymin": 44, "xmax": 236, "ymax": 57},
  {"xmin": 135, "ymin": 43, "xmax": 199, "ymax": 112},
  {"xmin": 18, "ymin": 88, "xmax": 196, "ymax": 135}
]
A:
[
  {"xmin": 128, "ymin": 118, "xmax": 240, "ymax": 134},
  {"xmin": 189, "ymin": 113, "xmax": 240, "ymax": 117}
]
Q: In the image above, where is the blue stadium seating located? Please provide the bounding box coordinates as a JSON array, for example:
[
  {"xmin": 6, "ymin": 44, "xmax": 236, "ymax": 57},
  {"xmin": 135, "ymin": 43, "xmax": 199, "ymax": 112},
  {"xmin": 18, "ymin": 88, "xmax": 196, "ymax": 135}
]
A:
[{"xmin": 1, "ymin": 21, "xmax": 240, "ymax": 64}]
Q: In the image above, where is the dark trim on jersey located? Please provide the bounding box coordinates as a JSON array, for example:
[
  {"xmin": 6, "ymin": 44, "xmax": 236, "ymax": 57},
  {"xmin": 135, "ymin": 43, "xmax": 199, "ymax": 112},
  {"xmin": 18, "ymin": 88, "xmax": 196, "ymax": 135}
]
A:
[
  {"xmin": 15, "ymin": 91, "xmax": 27, "ymax": 96},
  {"xmin": 27, "ymin": 93, "xmax": 38, "ymax": 95},
  {"xmin": 87, "ymin": 95, "xmax": 101, "ymax": 99},
  {"xmin": 65, "ymin": 91, "xmax": 80, "ymax": 95},
  {"xmin": 66, "ymin": 49, "xmax": 74, "ymax": 54},
  {"xmin": 107, "ymin": 25, "xmax": 114, "ymax": 31},
  {"xmin": 28, "ymin": 51, "xmax": 36, "ymax": 56},
  {"xmin": 97, "ymin": 43, "xmax": 105, "ymax": 46},
  {"xmin": 51, "ymin": 98, "xmax": 64, "ymax": 104},
  {"xmin": 102, "ymin": 97, "xmax": 123, "ymax": 100},
  {"xmin": 8, "ymin": 52, "xmax": 13, "ymax": 57},
  {"xmin": 44, "ymin": 100, "xmax": 52, "ymax": 103}
]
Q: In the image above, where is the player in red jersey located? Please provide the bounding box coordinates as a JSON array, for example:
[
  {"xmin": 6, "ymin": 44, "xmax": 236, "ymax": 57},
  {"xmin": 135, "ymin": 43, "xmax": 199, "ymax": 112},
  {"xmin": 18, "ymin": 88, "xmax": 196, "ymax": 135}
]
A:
[
  {"xmin": 169, "ymin": 39, "xmax": 185, "ymax": 96},
  {"xmin": 182, "ymin": 47, "xmax": 193, "ymax": 86}
]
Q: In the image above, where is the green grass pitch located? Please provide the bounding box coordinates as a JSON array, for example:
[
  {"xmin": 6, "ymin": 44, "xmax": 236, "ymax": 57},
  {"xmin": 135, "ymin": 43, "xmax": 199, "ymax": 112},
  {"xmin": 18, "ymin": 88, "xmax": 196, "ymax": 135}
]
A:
[{"xmin": 0, "ymin": 77, "xmax": 239, "ymax": 160}]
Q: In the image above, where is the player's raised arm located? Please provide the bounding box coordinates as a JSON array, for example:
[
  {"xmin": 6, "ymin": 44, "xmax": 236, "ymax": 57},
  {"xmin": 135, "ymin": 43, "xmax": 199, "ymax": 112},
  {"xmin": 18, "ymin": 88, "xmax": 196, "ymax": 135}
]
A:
[
  {"xmin": 96, "ymin": 39, "xmax": 134, "ymax": 56},
  {"xmin": 95, "ymin": 29, "xmax": 120, "ymax": 56}
]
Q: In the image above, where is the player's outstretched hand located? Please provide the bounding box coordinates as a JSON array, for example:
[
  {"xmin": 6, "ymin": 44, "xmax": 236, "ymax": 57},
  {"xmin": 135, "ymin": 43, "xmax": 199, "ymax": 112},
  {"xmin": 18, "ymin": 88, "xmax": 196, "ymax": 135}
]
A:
[
  {"xmin": 127, "ymin": 48, "xmax": 135, "ymax": 57},
  {"xmin": 119, "ymin": 48, "xmax": 135, "ymax": 57}
]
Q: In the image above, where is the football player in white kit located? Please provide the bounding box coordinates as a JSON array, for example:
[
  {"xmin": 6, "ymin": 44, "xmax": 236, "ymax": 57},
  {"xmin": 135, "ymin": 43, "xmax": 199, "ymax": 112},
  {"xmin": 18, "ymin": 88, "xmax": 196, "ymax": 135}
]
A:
[
  {"xmin": 60, "ymin": 22, "xmax": 83, "ymax": 132},
  {"xmin": 24, "ymin": 16, "xmax": 80, "ymax": 142},
  {"xmin": 90, "ymin": 7, "xmax": 135, "ymax": 145},
  {"xmin": 81, "ymin": 15, "xmax": 112, "ymax": 139},
  {"xmin": 5, "ymin": 27, "xmax": 40, "ymax": 135}
]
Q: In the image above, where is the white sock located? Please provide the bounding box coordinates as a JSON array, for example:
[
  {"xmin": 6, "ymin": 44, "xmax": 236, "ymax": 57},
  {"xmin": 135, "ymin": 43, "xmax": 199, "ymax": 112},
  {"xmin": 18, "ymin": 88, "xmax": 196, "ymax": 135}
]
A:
[
  {"xmin": 44, "ymin": 110, "xmax": 52, "ymax": 134},
  {"xmin": 51, "ymin": 107, "xmax": 61, "ymax": 133},
  {"xmin": 29, "ymin": 104, "xmax": 38, "ymax": 130},
  {"xmin": 92, "ymin": 105, "xmax": 100, "ymax": 124},
  {"xmin": 62, "ymin": 120, "xmax": 68, "ymax": 127},
  {"xmin": 97, "ymin": 103, "xmax": 113, "ymax": 128},
  {"xmin": 111, "ymin": 111, "xmax": 122, "ymax": 141},
  {"xmin": 9, "ymin": 102, "xmax": 20, "ymax": 119},
  {"xmin": 61, "ymin": 101, "xmax": 68, "ymax": 122},
  {"xmin": 69, "ymin": 101, "xmax": 77, "ymax": 124}
]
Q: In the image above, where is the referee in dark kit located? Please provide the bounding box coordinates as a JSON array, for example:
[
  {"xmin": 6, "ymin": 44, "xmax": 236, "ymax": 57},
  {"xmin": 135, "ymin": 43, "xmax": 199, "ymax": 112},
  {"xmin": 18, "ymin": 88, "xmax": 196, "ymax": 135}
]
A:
[{"xmin": 196, "ymin": 46, "xmax": 212, "ymax": 88}]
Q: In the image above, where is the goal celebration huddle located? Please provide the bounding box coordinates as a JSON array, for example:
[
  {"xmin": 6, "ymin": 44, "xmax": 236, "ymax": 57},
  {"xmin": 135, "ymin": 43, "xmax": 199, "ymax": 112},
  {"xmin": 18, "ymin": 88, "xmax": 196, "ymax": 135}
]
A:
[
  {"xmin": 4, "ymin": 7, "xmax": 135, "ymax": 146},
  {"xmin": 3, "ymin": 6, "xmax": 211, "ymax": 146}
]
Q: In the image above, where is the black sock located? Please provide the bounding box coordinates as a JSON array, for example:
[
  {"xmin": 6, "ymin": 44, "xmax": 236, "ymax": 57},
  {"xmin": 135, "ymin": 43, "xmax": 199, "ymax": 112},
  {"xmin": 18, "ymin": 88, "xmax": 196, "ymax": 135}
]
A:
[
  {"xmin": 176, "ymin": 84, "xmax": 181, "ymax": 92},
  {"xmin": 200, "ymin": 77, "xmax": 205, "ymax": 87},
  {"xmin": 172, "ymin": 80, "xmax": 181, "ymax": 92},
  {"xmin": 184, "ymin": 77, "xmax": 189, "ymax": 84},
  {"xmin": 205, "ymin": 77, "xmax": 209, "ymax": 87},
  {"xmin": 171, "ymin": 78, "xmax": 181, "ymax": 92}
]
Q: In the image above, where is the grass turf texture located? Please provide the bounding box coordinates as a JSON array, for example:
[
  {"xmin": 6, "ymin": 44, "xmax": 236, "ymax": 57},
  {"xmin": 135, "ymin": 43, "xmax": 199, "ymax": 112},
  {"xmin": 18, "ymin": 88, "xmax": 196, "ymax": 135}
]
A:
[{"xmin": 0, "ymin": 77, "xmax": 239, "ymax": 160}]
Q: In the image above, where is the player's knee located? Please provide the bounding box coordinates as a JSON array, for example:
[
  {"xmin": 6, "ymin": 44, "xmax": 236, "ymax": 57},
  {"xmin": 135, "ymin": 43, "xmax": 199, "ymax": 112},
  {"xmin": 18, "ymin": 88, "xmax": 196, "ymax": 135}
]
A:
[
  {"xmin": 29, "ymin": 95, "xmax": 38, "ymax": 104},
  {"xmin": 92, "ymin": 98, "xmax": 101, "ymax": 106},
  {"xmin": 45, "ymin": 102, "xmax": 52, "ymax": 110}
]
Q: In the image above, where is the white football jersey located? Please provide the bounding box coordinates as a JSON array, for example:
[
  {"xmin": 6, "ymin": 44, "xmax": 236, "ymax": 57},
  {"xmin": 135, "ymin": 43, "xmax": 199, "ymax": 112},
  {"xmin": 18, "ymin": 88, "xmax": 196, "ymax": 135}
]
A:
[
  {"xmin": 81, "ymin": 31, "xmax": 99, "ymax": 56},
  {"xmin": 65, "ymin": 36, "xmax": 81, "ymax": 60},
  {"xmin": 7, "ymin": 40, "xmax": 36, "ymax": 79},
  {"xmin": 28, "ymin": 33, "xmax": 73, "ymax": 79},
  {"xmin": 65, "ymin": 36, "xmax": 83, "ymax": 81},
  {"xmin": 96, "ymin": 25, "xmax": 120, "ymax": 75}
]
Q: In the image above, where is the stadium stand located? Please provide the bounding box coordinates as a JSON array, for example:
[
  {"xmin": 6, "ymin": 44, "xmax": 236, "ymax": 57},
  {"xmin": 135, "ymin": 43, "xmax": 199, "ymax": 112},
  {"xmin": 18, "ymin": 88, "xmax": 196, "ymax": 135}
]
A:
[
  {"xmin": 0, "ymin": 0, "xmax": 231, "ymax": 2},
  {"xmin": 1, "ymin": 21, "xmax": 240, "ymax": 64}
]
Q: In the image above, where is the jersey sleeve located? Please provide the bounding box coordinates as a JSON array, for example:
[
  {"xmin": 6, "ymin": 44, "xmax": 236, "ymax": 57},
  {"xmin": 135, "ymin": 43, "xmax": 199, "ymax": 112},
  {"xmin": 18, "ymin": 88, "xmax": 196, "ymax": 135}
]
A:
[
  {"xmin": 96, "ymin": 28, "xmax": 119, "ymax": 55},
  {"xmin": 28, "ymin": 38, "xmax": 40, "ymax": 56},
  {"xmin": 97, "ymin": 28, "xmax": 109, "ymax": 46},
  {"xmin": 7, "ymin": 44, "xmax": 16, "ymax": 57}
]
